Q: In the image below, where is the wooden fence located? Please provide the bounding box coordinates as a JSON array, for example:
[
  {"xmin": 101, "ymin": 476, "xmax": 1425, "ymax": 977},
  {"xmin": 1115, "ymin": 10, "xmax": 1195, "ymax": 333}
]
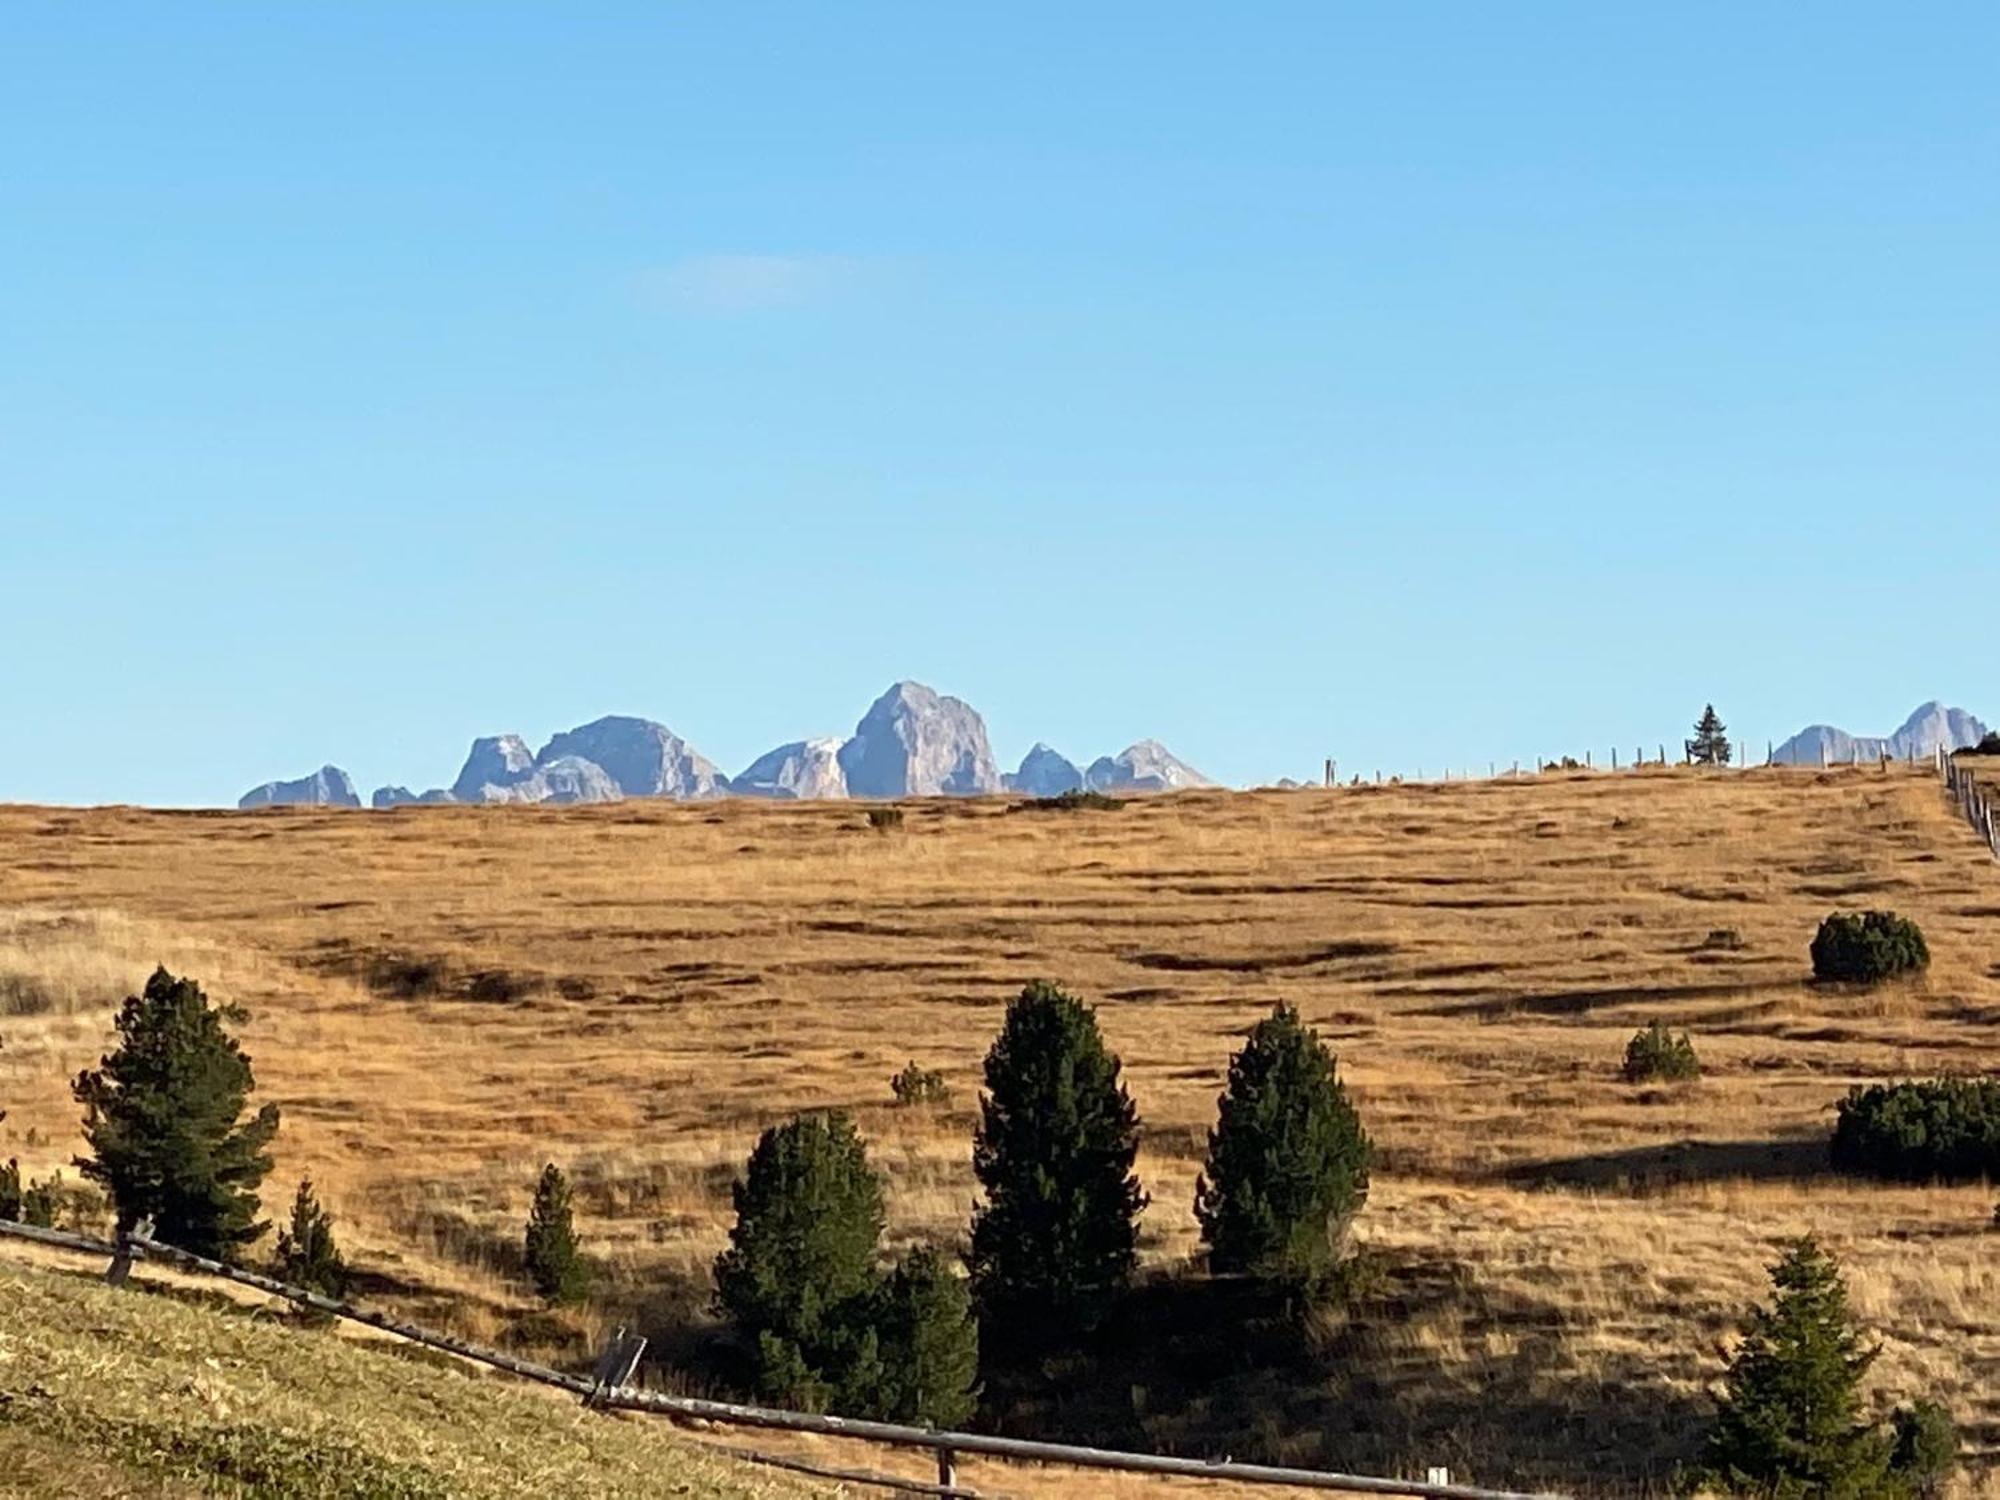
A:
[
  {"xmin": 1937, "ymin": 747, "xmax": 2000, "ymax": 858},
  {"xmin": 0, "ymin": 1216, "xmax": 1565, "ymax": 1500}
]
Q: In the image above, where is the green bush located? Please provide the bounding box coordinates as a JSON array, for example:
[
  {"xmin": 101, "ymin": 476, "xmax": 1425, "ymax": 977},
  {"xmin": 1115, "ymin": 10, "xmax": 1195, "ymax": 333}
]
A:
[
  {"xmin": 1194, "ymin": 1002, "xmax": 1371, "ymax": 1287},
  {"xmin": 889, "ymin": 1061, "xmax": 950, "ymax": 1108},
  {"xmin": 0, "ymin": 1158, "xmax": 57, "ymax": 1226},
  {"xmin": 73, "ymin": 967, "xmax": 281, "ymax": 1259},
  {"xmin": 970, "ymin": 980, "xmax": 1145, "ymax": 1344},
  {"xmin": 274, "ymin": 1178, "xmax": 349, "ymax": 1305},
  {"xmin": 870, "ymin": 1246, "xmax": 980, "ymax": 1427},
  {"xmin": 714, "ymin": 1113, "xmax": 886, "ymax": 1411},
  {"xmin": 1699, "ymin": 1237, "xmax": 1897, "ymax": 1496},
  {"xmin": 1889, "ymin": 1401, "xmax": 1958, "ymax": 1498},
  {"xmin": 864, "ymin": 806, "xmax": 904, "ymax": 832},
  {"xmin": 1014, "ymin": 788, "xmax": 1125, "ymax": 813},
  {"xmin": 1810, "ymin": 911, "xmax": 1929, "ymax": 984},
  {"xmin": 1830, "ymin": 1079, "xmax": 2000, "ymax": 1183},
  {"xmin": 522, "ymin": 1163, "xmax": 589, "ymax": 1306},
  {"xmin": 1969, "ymin": 732, "xmax": 2000, "ymax": 755},
  {"xmin": 1621, "ymin": 1021, "xmax": 1701, "ymax": 1084}
]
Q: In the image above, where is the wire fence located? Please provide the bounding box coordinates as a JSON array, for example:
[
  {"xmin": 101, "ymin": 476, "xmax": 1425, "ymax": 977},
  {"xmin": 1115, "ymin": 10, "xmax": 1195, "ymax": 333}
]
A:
[{"xmin": 0, "ymin": 1215, "xmax": 1566, "ymax": 1500}]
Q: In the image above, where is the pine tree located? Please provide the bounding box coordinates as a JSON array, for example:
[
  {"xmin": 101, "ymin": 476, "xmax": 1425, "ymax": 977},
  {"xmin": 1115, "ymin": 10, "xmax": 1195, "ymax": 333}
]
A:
[
  {"xmin": 714, "ymin": 1112, "xmax": 885, "ymax": 1411},
  {"xmin": 0, "ymin": 1157, "xmax": 20, "ymax": 1222},
  {"xmin": 72, "ymin": 967, "xmax": 280, "ymax": 1259},
  {"xmin": 1688, "ymin": 704, "xmax": 1733, "ymax": 766},
  {"xmin": 522, "ymin": 1163, "xmax": 588, "ymax": 1306},
  {"xmin": 874, "ymin": 1247, "xmax": 980, "ymax": 1427},
  {"xmin": 1195, "ymin": 1002, "xmax": 1371, "ymax": 1286},
  {"xmin": 969, "ymin": 980, "xmax": 1145, "ymax": 1342},
  {"xmin": 275, "ymin": 1177, "xmax": 349, "ymax": 1303},
  {"xmin": 1701, "ymin": 1237, "xmax": 1896, "ymax": 1497}
]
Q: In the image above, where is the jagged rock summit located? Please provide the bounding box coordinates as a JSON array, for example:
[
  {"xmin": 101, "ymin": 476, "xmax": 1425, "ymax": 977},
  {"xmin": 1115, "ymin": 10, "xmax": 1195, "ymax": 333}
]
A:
[
  {"xmin": 450, "ymin": 735, "xmax": 536, "ymax": 802},
  {"xmin": 733, "ymin": 737, "xmax": 849, "ymax": 800},
  {"xmin": 1772, "ymin": 701, "xmax": 1988, "ymax": 766},
  {"xmin": 838, "ymin": 681, "xmax": 1002, "ymax": 797},
  {"xmin": 537, "ymin": 716, "xmax": 727, "ymax": 800},
  {"xmin": 1085, "ymin": 740, "xmax": 1215, "ymax": 793},
  {"xmin": 1006, "ymin": 743, "xmax": 1083, "ymax": 796},
  {"xmin": 239, "ymin": 765, "xmax": 361, "ymax": 810}
]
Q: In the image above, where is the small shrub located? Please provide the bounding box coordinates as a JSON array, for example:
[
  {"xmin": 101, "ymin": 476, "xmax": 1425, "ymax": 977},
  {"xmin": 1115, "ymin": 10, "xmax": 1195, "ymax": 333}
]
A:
[
  {"xmin": 1889, "ymin": 1400, "xmax": 1958, "ymax": 1498},
  {"xmin": 1810, "ymin": 910, "xmax": 1929, "ymax": 984},
  {"xmin": 0, "ymin": 1159, "xmax": 57, "ymax": 1226},
  {"xmin": 1621, "ymin": 1021, "xmax": 1701, "ymax": 1084},
  {"xmin": 1014, "ymin": 788, "xmax": 1125, "ymax": 813},
  {"xmin": 274, "ymin": 1178, "xmax": 349, "ymax": 1305},
  {"xmin": 864, "ymin": 806, "xmax": 904, "ymax": 832},
  {"xmin": 523, "ymin": 1163, "xmax": 589, "ymax": 1306},
  {"xmin": 1700, "ymin": 927, "xmax": 1745, "ymax": 952},
  {"xmin": 889, "ymin": 1062, "xmax": 950, "ymax": 1108},
  {"xmin": 1830, "ymin": 1078, "xmax": 2000, "ymax": 1183}
]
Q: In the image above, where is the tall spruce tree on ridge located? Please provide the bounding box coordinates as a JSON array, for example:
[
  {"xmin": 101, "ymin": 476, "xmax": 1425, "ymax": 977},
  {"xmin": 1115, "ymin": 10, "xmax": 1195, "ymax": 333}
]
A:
[
  {"xmin": 73, "ymin": 967, "xmax": 280, "ymax": 1259},
  {"xmin": 1688, "ymin": 704, "xmax": 1732, "ymax": 766},
  {"xmin": 969, "ymin": 980, "xmax": 1145, "ymax": 1345}
]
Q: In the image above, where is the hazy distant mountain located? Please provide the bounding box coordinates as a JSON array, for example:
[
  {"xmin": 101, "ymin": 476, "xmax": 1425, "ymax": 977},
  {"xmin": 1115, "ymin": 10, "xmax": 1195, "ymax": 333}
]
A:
[
  {"xmin": 537, "ymin": 716, "xmax": 727, "ymax": 800},
  {"xmin": 1084, "ymin": 740, "xmax": 1214, "ymax": 793},
  {"xmin": 239, "ymin": 765, "xmax": 361, "ymax": 810},
  {"xmin": 1772, "ymin": 701, "xmax": 1987, "ymax": 766},
  {"xmin": 838, "ymin": 682, "xmax": 1002, "ymax": 797},
  {"xmin": 245, "ymin": 680, "xmax": 1210, "ymax": 808},
  {"xmin": 450, "ymin": 735, "xmax": 537, "ymax": 801},
  {"xmin": 1005, "ymin": 743, "xmax": 1084, "ymax": 796},
  {"xmin": 734, "ymin": 737, "xmax": 849, "ymax": 799}
]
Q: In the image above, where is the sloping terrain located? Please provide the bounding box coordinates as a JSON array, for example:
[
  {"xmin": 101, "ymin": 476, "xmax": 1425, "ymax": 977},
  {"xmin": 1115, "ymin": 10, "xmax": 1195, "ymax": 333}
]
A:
[
  {"xmin": 0, "ymin": 1259, "xmax": 818, "ymax": 1499},
  {"xmin": 1, "ymin": 763, "xmax": 1997, "ymax": 1494}
]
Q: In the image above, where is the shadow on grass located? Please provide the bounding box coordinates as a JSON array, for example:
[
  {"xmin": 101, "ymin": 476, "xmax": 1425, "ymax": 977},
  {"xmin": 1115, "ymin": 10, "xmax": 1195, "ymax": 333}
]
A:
[
  {"xmin": 1502, "ymin": 1136, "xmax": 1831, "ymax": 1192},
  {"xmin": 979, "ymin": 1253, "xmax": 1711, "ymax": 1497},
  {"xmin": 1416, "ymin": 976, "xmax": 1798, "ymax": 1021}
]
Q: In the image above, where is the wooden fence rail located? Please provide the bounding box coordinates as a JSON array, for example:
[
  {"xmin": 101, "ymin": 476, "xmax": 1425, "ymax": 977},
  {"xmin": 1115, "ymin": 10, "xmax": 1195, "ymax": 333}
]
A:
[
  {"xmin": 0, "ymin": 1217, "xmax": 1565, "ymax": 1500},
  {"xmin": 1937, "ymin": 748, "xmax": 2000, "ymax": 859}
]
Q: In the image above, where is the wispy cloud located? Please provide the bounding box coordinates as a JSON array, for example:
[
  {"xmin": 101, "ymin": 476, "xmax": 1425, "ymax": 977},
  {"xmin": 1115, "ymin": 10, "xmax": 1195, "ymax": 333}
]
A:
[{"xmin": 635, "ymin": 252, "xmax": 843, "ymax": 314}]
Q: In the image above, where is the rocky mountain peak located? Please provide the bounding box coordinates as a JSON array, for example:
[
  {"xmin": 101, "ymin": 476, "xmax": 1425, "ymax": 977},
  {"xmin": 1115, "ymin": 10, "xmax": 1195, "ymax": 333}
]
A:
[
  {"xmin": 838, "ymin": 681, "xmax": 1001, "ymax": 797},
  {"xmin": 239, "ymin": 765, "xmax": 361, "ymax": 810}
]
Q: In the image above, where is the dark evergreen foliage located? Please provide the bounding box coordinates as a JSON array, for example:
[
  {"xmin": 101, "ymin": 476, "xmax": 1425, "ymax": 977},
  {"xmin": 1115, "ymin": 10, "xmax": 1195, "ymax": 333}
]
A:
[
  {"xmin": 1830, "ymin": 1079, "xmax": 2000, "ymax": 1183},
  {"xmin": 1194, "ymin": 1002, "xmax": 1370, "ymax": 1285},
  {"xmin": 871, "ymin": 1246, "xmax": 980, "ymax": 1427},
  {"xmin": 1688, "ymin": 704, "xmax": 1732, "ymax": 765},
  {"xmin": 969, "ymin": 981, "xmax": 1145, "ymax": 1340},
  {"xmin": 1888, "ymin": 1401, "xmax": 1958, "ymax": 1498},
  {"xmin": 1622, "ymin": 1020, "xmax": 1702, "ymax": 1083},
  {"xmin": 275, "ymin": 1177, "xmax": 349, "ymax": 1302},
  {"xmin": 889, "ymin": 1061, "xmax": 950, "ymax": 1107},
  {"xmin": 1700, "ymin": 1238, "xmax": 1897, "ymax": 1497},
  {"xmin": 1969, "ymin": 731, "xmax": 2000, "ymax": 755},
  {"xmin": 522, "ymin": 1163, "xmax": 588, "ymax": 1306},
  {"xmin": 72, "ymin": 967, "xmax": 280, "ymax": 1259},
  {"xmin": 1811, "ymin": 912, "xmax": 1930, "ymax": 984},
  {"xmin": 714, "ymin": 1113, "xmax": 886, "ymax": 1410}
]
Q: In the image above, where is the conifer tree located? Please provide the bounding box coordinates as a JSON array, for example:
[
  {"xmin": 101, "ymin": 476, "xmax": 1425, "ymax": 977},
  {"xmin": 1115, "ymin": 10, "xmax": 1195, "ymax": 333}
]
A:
[
  {"xmin": 1701, "ymin": 1237, "xmax": 1896, "ymax": 1496},
  {"xmin": 522, "ymin": 1163, "xmax": 588, "ymax": 1306},
  {"xmin": 714, "ymin": 1112, "xmax": 885, "ymax": 1410},
  {"xmin": 1195, "ymin": 1002, "xmax": 1371, "ymax": 1286},
  {"xmin": 275, "ymin": 1177, "xmax": 349, "ymax": 1302},
  {"xmin": 0, "ymin": 1157, "xmax": 20, "ymax": 1222},
  {"xmin": 969, "ymin": 980, "xmax": 1145, "ymax": 1341},
  {"xmin": 1688, "ymin": 704, "xmax": 1733, "ymax": 766},
  {"xmin": 73, "ymin": 967, "xmax": 280, "ymax": 1259},
  {"xmin": 874, "ymin": 1247, "xmax": 980, "ymax": 1427}
]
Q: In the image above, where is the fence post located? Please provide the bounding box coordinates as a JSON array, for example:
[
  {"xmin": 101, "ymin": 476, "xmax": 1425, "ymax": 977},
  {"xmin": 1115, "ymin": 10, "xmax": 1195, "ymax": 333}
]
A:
[
  {"xmin": 104, "ymin": 1217, "xmax": 152, "ymax": 1287},
  {"xmin": 937, "ymin": 1447, "xmax": 958, "ymax": 1487}
]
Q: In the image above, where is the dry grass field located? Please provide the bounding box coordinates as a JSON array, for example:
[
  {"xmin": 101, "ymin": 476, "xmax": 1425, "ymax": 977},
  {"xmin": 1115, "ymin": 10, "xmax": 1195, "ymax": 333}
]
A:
[{"xmin": 2, "ymin": 761, "xmax": 1997, "ymax": 1496}]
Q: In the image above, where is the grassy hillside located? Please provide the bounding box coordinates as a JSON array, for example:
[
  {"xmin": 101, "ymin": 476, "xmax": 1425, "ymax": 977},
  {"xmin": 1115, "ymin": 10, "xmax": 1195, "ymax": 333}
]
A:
[
  {"xmin": 2, "ymin": 762, "xmax": 1997, "ymax": 1493},
  {"xmin": 0, "ymin": 1259, "xmax": 819, "ymax": 1499}
]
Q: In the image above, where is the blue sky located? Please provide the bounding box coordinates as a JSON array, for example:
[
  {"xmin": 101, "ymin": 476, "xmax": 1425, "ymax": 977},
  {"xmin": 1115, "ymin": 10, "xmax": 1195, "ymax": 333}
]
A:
[{"xmin": 3, "ymin": 5, "xmax": 1994, "ymax": 804}]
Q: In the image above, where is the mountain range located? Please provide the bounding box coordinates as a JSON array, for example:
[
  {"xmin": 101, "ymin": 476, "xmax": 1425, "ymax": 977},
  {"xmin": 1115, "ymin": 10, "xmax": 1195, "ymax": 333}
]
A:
[
  {"xmin": 238, "ymin": 680, "xmax": 1218, "ymax": 810},
  {"xmin": 1768, "ymin": 700, "xmax": 1989, "ymax": 766}
]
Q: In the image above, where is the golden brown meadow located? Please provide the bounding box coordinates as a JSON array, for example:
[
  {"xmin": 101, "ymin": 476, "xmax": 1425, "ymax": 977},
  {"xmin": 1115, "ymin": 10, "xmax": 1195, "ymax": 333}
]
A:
[{"xmin": 1, "ymin": 763, "xmax": 1997, "ymax": 1496}]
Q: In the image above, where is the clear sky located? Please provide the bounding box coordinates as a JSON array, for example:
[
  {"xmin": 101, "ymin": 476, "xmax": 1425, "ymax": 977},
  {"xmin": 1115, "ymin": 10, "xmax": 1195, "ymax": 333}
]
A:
[{"xmin": 3, "ymin": 5, "xmax": 1994, "ymax": 805}]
